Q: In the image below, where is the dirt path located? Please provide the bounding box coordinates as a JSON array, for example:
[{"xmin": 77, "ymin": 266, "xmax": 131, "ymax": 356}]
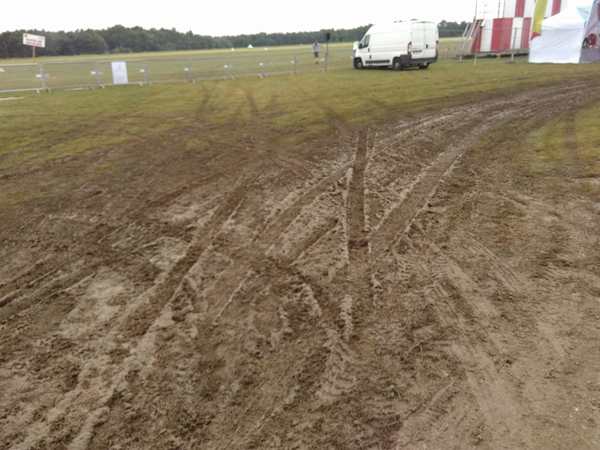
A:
[{"xmin": 1, "ymin": 84, "xmax": 599, "ymax": 450}]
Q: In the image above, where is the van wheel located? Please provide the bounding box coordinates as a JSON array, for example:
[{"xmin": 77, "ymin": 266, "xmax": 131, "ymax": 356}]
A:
[
  {"xmin": 392, "ymin": 58, "xmax": 404, "ymax": 71},
  {"xmin": 354, "ymin": 58, "xmax": 364, "ymax": 69},
  {"xmin": 419, "ymin": 63, "xmax": 430, "ymax": 70}
]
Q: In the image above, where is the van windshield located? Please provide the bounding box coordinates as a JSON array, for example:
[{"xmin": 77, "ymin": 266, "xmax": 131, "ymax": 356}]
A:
[{"xmin": 361, "ymin": 35, "xmax": 370, "ymax": 48}]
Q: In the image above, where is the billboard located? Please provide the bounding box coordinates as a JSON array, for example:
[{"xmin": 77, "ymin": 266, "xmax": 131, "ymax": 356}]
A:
[{"xmin": 22, "ymin": 33, "xmax": 46, "ymax": 48}]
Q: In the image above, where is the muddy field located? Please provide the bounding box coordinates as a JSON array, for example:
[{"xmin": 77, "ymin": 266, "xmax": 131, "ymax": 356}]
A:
[{"xmin": 1, "ymin": 83, "xmax": 600, "ymax": 449}]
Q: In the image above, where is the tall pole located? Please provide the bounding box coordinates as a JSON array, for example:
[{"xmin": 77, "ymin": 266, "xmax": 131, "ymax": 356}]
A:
[
  {"xmin": 94, "ymin": 62, "xmax": 102, "ymax": 87},
  {"xmin": 324, "ymin": 31, "xmax": 331, "ymax": 73},
  {"xmin": 39, "ymin": 64, "xmax": 47, "ymax": 91}
]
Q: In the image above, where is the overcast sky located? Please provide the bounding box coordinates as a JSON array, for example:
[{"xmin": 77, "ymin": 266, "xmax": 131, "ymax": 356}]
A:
[{"xmin": 1, "ymin": 1, "xmax": 477, "ymax": 35}]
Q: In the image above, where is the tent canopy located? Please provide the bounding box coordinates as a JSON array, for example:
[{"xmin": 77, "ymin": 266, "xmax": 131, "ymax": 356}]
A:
[{"xmin": 530, "ymin": 0, "xmax": 595, "ymax": 63}]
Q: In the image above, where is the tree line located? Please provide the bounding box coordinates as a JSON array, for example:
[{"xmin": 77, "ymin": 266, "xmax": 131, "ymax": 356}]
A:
[{"xmin": 0, "ymin": 22, "xmax": 468, "ymax": 59}]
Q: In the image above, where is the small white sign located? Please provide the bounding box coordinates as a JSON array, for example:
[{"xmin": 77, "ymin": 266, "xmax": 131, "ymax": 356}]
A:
[
  {"xmin": 23, "ymin": 33, "xmax": 46, "ymax": 48},
  {"xmin": 111, "ymin": 61, "xmax": 128, "ymax": 85},
  {"xmin": 0, "ymin": 68, "xmax": 5, "ymax": 73}
]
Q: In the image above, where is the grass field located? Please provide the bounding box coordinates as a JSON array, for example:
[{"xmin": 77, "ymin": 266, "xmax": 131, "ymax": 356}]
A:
[
  {"xmin": 0, "ymin": 39, "xmax": 469, "ymax": 92},
  {"xmin": 1, "ymin": 57, "xmax": 599, "ymax": 178},
  {"xmin": 0, "ymin": 39, "xmax": 467, "ymax": 65},
  {"xmin": 0, "ymin": 43, "xmax": 356, "ymax": 65},
  {"xmin": 0, "ymin": 44, "xmax": 353, "ymax": 91}
]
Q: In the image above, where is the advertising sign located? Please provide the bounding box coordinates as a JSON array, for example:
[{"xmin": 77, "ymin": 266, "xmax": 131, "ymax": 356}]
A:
[
  {"xmin": 22, "ymin": 33, "xmax": 46, "ymax": 48},
  {"xmin": 111, "ymin": 62, "xmax": 129, "ymax": 85}
]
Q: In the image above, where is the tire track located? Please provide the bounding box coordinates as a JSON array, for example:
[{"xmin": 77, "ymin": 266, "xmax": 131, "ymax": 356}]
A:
[
  {"xmin": 123, "ymin": 174, "xmax": 255, "ymax": 338},
  {"xmin": 368, "ymin": 88, "xmax": 583, "ymax": 261},
  {"xmin": 344, "ymin": 128, "xmax": 375, "ymax": 324},
  {"xmin": 420, "ymin": 264, "xmax": 531, "ymax": 448},
  {"xmin": 8, "ymin": 176, "xmax": 257, "ymax": 450},
  {"xmin": 199, "ymin": 93, "xmax": 579, "ymax": 441},
  {"xmin": 207, "ymin": 159, "xmax": 353, "ymax": 325},
  {"xmin": 347, "ymin": 129, "xmax": 370, "ymax": 255},
  {"xmin": 93, "ymin": 86, "xmax": 600, "ymax": 449},
  {"xmin": 381, "ymin": 90, "xmax": 600, "ymax": 449},
  {"xmin": 195, "ymin": 82, "xmax": 217, "ymax": 118},
  {"xmin": 369, "ymin": 107, "xmax": 512, "ymax": 260},
  {"xmin": 0, "ymin": 131, "xmax": 242, "ymax": 318},
  {"xmin": 565, "ymin": 114, "xmax": 584, "ymax": 177},
  {"xmin": 197, "ymin": 135, "xmax": 371, "ymax": 427},
  {"xmin": 302, "ymin": 130, "xmax": 374, "ymax": 410},
  {"xmin": 206, "ymin": 132, "xmax": 356, "ymax": 327}
]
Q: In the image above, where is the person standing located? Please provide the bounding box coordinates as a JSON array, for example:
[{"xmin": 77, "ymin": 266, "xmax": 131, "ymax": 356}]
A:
[{"xmin": 312, "ymin": 41, "xmax": 321, "ymax": 63}]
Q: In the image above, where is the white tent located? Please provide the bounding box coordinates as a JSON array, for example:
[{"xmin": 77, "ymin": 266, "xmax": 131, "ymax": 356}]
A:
[{"xmin": 530, "ymin": 0, "xmax": 600, "ymax": 63}]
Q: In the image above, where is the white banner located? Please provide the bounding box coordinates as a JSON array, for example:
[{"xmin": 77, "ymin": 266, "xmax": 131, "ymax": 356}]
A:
[
  {"xmin": 22, "ymin": 33, "xmax": 46, "ymax": 48},
  {"xmin": 111, "ymin": 62, "xmax": 129, "ymax": 85}
]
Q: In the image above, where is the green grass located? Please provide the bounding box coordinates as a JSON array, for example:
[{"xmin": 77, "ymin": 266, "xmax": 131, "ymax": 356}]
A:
[
  {"xmin": 0, "ymin": 40, "xmax": 467, "ymax": 92},
  {"xmin": 0, "ymin": 43, "xmax": 354, "ymax": 65},
  {"xmin": 522, "ymin": 104, "xmax": 600, "ymax": 178},
  {"xmin": 0, "ymin": 44, "xmax": 354, "ymax": 91},
  {"xmin": 1, "ymin": 57, "xmax": 599, "ymax": 177}
]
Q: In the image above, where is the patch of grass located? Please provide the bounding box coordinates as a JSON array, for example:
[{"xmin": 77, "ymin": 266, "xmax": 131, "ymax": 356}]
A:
[
  {"xmin": 525, "ymin": 119, "xmax": 570, "ymax": 170},
  {"xmin": 575, "ymin": 106, "xmax": 600, "ymax": 175},
  {"xmin": 520, "ymin": 104, "xmax": 600, "ymax": 181}
]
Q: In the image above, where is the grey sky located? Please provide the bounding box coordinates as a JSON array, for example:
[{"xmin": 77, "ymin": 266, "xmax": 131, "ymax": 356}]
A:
[{"xmin": 1, "ymin": 1, "xmax": 477, "ymax": 35}]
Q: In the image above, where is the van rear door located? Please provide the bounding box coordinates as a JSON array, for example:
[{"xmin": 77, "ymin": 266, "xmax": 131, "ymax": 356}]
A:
[
  {"xmin": 410, "ymin": 23, "xmax": 426, "ymax": 60},
  {"xmin": 423, "ymin": 23, "xmax": 438, "ymax": 59}
]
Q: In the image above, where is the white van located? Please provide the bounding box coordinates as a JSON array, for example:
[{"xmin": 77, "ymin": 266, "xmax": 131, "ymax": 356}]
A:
[{"xmin": 353, "ymin": 21, "xmax": 439, "ymax": 70}]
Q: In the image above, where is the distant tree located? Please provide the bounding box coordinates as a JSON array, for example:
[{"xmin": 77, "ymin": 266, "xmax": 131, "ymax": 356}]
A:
[
  {"xmin": 438, "ymin": 21, "xmax": 469, "ymax": 38},
  {"xmin": 0, "ymin": 31, "xmax": 28, "ymax": 58},
  {"xmin": 71, "ymin": 30, "xmax": 108, "ymax": 54},
  {"xmin": 45, "ymin": 31, "xmax": 73, "ymax": 56},
  {"xmin": 0, "ymin": 22, "xmax": 464, "ymax": 59}
]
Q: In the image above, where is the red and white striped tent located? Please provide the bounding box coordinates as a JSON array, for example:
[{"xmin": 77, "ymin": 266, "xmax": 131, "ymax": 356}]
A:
[{"xmin": 467, "ymin": 0, "xmax": 565, "ymax": 54}]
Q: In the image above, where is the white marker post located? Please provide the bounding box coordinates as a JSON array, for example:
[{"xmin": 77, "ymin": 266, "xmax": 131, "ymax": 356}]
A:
[{"xmin": 22, "ymin": 33, "xmax": 46, "ymax": 59}]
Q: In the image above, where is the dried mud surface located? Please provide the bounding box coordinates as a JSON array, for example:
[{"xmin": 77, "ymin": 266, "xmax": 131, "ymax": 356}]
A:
[{"xmin": 1, "ymin": 84, "xmax": 600, "ymax": 450}]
